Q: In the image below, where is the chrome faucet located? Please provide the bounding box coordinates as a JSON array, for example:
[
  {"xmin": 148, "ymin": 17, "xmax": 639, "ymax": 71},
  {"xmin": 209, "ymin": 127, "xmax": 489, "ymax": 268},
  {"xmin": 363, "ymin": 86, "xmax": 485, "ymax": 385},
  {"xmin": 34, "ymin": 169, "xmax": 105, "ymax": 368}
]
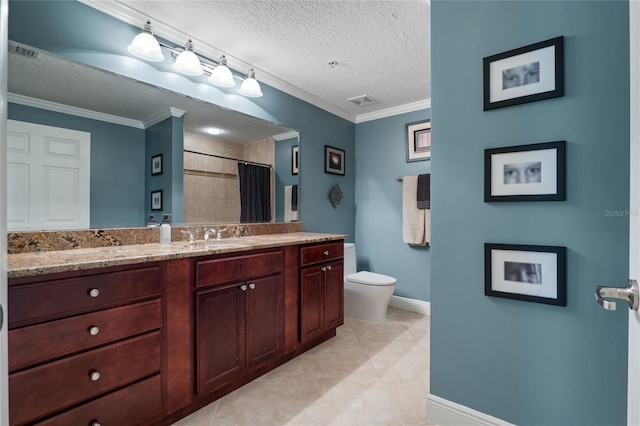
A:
[{"xmin": 203, "ymin": 227, "xmax": 217, "ymax": 241}]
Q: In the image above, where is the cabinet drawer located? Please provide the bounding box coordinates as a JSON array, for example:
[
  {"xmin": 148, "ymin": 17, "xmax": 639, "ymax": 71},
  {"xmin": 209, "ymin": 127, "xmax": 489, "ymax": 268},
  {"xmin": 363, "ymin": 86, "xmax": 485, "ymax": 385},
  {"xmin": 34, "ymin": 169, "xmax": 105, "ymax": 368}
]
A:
[
  {"xmin": 9, "ymin": 299, "xmax": 161, "ymax": 372},
  {"xmin": 9, "ymin": 266, "xmax": 162, "ymax": 327},
  {"xmin": 35, "ymin": 374, "xmax": 162, "ymax": 426},
  {"xmin": 9, "ymin": 332, "xmax": 161, "ymax": 426},
  {"xmin": 197, "ymin": 250, "xmax": 283, "ymax": 287},
  {"xmin": 300, "ymin": 242, "xmax": 343, "ymax": 266}
]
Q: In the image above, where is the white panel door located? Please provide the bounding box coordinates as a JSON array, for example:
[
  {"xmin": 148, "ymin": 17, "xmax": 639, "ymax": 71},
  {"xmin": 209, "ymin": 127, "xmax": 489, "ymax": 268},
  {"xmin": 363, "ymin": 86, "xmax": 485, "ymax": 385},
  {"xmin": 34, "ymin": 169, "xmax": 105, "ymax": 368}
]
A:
[{"xmin": 7, "ymin": 120, "xmax": 90, "ymax": 230}]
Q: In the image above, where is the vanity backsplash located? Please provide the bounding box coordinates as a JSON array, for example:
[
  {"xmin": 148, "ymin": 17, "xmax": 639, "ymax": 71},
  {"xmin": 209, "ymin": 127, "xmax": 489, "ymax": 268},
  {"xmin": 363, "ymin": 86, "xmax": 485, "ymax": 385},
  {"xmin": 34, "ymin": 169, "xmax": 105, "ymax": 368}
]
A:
[{"xmin": 8, "ymin": 222, "xmax": 304, "ymax": 254}]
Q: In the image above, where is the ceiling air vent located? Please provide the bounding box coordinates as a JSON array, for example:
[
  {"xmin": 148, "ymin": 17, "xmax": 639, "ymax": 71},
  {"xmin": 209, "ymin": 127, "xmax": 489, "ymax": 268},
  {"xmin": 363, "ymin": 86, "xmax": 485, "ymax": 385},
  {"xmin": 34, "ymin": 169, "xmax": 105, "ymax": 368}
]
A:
[
  {"xmin": 348, "ymin": 95, "xmax": 378, "ymax": 107},
  {"xmin": 8, "ymin": 42, "xmax": 38, "ymax": 59}
]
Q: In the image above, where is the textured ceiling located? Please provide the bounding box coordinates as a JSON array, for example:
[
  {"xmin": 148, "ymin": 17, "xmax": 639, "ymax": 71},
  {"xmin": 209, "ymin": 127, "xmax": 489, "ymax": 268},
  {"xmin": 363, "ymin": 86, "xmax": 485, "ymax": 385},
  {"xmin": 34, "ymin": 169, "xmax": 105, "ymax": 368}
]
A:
[
  {"xmin": 8, "ymin": 50, "xmax": 293, "ymax": 143},
  {"xmin": 83, "ymin": 0, "xmax": 431, "ymax": 122}
]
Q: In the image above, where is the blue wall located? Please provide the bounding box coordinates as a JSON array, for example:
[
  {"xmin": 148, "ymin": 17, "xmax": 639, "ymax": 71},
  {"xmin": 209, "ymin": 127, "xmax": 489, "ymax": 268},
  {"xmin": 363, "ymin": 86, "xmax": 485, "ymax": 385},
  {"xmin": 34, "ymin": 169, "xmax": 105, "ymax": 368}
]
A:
[
  {"xmin": 431, "ymin": 1, "xmax": 629, "ymax": 425},
  {"xmin": 8, "ymin": 103, "xmax": 146, "ymax": 228},
  {"xmin": 8, "ymin": 0, "xmax": 356, "ymax": 238},
  {"xmin": 355, "ymin": 109, "xmax": 431, "ymax": 301}
]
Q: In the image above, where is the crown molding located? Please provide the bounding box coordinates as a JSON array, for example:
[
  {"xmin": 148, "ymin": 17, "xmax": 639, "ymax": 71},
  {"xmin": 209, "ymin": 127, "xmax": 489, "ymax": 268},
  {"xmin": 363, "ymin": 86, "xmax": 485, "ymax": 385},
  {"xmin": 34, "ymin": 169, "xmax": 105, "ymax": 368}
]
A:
[
  {"xmin": 8, "ymin": 93, "xmax": 145, "ymax": 128},
  {"xmin": 79, "ymin": 0, "xmax": 357, "ymax": 123},
  {"xmin": 143, "ymin": 107, "xmax": 186, "ymax": 128},
  {"xmin": 273, "ymin": 130, "xmax": 300, "ymax": 141},
  {"xmin": 355, "ymin": 99, "xmax": 432, "ymax": 124}
]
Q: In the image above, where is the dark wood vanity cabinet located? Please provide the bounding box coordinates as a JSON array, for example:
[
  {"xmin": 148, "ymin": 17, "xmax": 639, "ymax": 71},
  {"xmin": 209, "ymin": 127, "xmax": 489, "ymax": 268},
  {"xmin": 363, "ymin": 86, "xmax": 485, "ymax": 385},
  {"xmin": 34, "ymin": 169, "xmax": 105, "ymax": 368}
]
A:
[
  {"xmin": 8, "ymin": 264, "xmax": 163, "ymax": 426},
  {"xmin": 300, "ymin": 242, "xmax": 344, "ymax": 344},
  {"xmin": 195, "ymin": 250, "xmax": 284, "ymax": 395}
]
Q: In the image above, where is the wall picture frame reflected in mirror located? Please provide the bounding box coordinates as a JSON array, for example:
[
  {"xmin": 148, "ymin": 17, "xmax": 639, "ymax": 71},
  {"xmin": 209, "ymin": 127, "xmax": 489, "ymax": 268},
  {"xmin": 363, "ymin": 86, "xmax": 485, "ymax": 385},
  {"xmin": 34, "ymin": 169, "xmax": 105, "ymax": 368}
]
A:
[
  {"xmin": 406, "ymin": 120, "xmax": 431, "ymax": 162},
  {"xmin": 151, "ymin": 153, "xmax": 163, "ymax": 176},
  {"xmin": 151, "ymin": 190, "xmax": 163, "ymax": 211},
  {"xmin": 485, "ymin": 243, "xmax": 567, "ymax": 306},
  {"xmin": 292, "ymin": 145, "xmax": 299, "ymax": 175},
  {"xmin": 483, "ymin": 36, "xmax": 564, "ymax": 111},
  {"xmin": 325, "ymin": 145, "xmax": 345, "ymax": 175},
  {"xmin": 484, "ymin": 141, "xmax": 565, "ymax": 202}
]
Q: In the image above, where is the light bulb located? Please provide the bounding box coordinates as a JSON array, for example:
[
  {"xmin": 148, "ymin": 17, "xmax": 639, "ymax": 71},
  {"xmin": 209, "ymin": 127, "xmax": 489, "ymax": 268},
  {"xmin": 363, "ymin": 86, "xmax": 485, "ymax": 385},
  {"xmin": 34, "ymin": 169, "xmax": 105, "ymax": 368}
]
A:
[
  {"xmin": 127, "ymin": 21, "xmax": 165, "ymax": 62},
  {"xmin": 172, "ymin": 40, "xmax": 204, "ymax": 76},
  {"xmin": 238, "ymin": 69, "xmax": 263, "ymax": 97}
]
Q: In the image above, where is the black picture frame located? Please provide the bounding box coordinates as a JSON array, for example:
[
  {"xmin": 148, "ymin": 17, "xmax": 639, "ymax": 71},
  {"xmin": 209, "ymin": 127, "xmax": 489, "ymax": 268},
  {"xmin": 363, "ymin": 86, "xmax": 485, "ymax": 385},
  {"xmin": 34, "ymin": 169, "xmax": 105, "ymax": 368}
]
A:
[
  {"xmin": 325, "ymin": 145, "xmax": 345, "ymax": 175},
  {"xmin": 151, "ymin": 190, "xmax": 163, "ymax": 211},
  {"xmin": 405, "ymin": 120, "xmax": 431, "ymax": 162},
  {"xmin": 292, "ymin": 145, "xmax": 299, "ymax": 175},
  {"xmin": 485, "ymin": 243, "xmax": 566, "ymax": 306},
  {"xmin": 483, "ymin": 36, "xmax": 564, "ymax": 111},
  {"xmin": 151, "ymin": 153, "xmax": 163, "ymax": 176},
  {"xmin": 484, "ymin": 141, "xmax": 565, "ymax": 202}
]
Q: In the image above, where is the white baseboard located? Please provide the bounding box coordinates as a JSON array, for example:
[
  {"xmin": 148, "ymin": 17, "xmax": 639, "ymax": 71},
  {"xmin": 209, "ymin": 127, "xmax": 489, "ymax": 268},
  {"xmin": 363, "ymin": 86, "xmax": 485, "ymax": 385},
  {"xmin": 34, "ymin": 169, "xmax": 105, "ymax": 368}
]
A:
[
  {"xmin": 389, "ymin": 295, "xmax": 430, "ymax": 315},
  {"xmin": 426, "ymin": 394, "xmax": 515, "ymax": 426}
]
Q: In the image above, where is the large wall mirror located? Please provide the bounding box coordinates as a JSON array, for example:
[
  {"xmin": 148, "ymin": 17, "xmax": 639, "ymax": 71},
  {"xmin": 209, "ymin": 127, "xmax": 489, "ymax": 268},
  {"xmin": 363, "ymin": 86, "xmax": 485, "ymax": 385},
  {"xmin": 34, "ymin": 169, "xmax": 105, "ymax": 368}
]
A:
[{"xmin": 7, "ymin": 43, "xmax": 300, "ymax": 231}]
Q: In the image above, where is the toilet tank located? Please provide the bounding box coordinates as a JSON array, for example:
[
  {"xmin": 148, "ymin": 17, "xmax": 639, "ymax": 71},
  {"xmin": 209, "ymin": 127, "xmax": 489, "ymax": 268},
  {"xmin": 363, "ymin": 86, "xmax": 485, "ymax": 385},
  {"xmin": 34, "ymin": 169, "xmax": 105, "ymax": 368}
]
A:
[{"xmin": 344, "ymin": 243, "xmax": 357, "ymax": 276}]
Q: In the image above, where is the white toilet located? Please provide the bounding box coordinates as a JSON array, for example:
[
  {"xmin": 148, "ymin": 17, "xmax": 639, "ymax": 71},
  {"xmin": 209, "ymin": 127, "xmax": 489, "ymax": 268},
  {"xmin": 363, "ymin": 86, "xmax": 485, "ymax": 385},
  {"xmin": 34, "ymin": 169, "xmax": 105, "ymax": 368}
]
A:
[{"xmin": 344, "ymin": 243, "xmax": 396, "ymax": 322}]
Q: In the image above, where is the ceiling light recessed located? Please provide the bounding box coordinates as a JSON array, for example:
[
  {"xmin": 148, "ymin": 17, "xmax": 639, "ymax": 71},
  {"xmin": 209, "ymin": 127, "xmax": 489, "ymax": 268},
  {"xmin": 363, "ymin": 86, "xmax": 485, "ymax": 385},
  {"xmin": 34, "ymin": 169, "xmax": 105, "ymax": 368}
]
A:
[
  {"xmin": 206, "ymin": 127, "xmax": 222, "ymax": 135},
  {"xmin": 328, "ymin": 60, "xmax": 339, "ymax": 68}
]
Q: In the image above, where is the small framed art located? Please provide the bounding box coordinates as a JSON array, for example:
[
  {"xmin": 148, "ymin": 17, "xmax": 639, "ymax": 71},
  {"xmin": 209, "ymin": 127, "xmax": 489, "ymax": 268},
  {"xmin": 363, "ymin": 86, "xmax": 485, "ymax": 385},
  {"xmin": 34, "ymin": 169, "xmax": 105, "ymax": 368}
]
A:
[
  {"xmin": 484, "ymin": 141, "xmax": 565, "ymax": 202},
  {"xmin": 406, "ymin": 120, "xmax": 431, "ymax": 162},
  {"xmin": 151, "ymin": 190, "xmax": 163, "ymax": 211},
  {"xmin": 485, "ymin": 243, "xmax": 566, "ymax": 306},
  {"xmin": 292, "ymin": 145, "xmax": 299, "ymax": 175},
  {"xmin": 325, "ymin": 145, "xmax": 345, "ymax": 175},
  {"xmin": 483, "ymin": 36, "xmax": 564, "ymax": 111},
  {"xmin": 151, "ymin": 153, "xmax": 163, "ymax": 176}
]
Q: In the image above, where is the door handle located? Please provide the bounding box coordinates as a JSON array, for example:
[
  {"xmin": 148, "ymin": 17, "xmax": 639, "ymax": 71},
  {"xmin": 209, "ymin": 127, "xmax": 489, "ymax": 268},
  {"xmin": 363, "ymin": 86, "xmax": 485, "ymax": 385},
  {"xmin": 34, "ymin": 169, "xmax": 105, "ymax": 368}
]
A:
[{"xmin": 596, "ymin": 279, "xmax": 639, "ymax": 311}]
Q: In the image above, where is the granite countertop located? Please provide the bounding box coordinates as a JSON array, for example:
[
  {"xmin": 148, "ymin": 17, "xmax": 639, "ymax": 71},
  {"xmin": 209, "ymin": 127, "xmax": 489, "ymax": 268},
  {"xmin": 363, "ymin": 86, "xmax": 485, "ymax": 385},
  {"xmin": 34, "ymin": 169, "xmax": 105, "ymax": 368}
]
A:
[{"xmin": 8, "ymin": 232, "xmax": 347, "ymax": 279}]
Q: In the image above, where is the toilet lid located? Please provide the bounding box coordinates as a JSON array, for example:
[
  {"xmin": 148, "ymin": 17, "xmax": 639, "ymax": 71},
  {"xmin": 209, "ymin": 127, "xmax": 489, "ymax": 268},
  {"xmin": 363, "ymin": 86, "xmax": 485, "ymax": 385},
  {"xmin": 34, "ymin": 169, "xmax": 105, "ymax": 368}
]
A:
[{"xmin": 345, "ymin": 271, "xmax": 396, "ymax": 286}]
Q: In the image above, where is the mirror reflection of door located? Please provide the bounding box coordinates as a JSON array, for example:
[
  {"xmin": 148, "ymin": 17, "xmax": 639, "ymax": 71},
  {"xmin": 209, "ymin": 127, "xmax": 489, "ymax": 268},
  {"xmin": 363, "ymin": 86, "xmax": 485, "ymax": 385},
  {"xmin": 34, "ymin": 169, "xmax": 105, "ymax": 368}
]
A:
[{"xmin": 7, "ymin": 120, "xmax": 90, "ymax": 231}]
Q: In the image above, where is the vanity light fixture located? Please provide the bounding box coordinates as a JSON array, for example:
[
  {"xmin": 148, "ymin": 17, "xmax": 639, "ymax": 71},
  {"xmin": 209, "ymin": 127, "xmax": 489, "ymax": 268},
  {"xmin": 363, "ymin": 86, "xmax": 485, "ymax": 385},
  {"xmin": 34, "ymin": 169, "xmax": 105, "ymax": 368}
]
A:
[
  {"xmin": 172, "ymin": 40, "xmax": 204, "ymax": 76},
  {"xmin": 238, "ymin": 69, "xmax": 263, "ymax": 98},
  {"xmin": 127, "ymin": 20, "xmax": 263, "ymax": 97},
  {"xmin": 127, "ymin": 20, "xmax": 165, "ymax": 62},
  {"xmin": 208, "ymin": 55, "xmax": 236, "ymax": 88}
]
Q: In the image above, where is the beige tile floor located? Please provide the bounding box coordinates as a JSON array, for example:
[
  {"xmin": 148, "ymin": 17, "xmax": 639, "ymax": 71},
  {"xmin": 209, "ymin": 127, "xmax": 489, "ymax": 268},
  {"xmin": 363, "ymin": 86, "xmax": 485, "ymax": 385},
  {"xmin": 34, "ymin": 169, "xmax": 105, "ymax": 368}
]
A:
[{"xmin": 172, "ymin": 307, "xmax": 435, "ymax": 426}]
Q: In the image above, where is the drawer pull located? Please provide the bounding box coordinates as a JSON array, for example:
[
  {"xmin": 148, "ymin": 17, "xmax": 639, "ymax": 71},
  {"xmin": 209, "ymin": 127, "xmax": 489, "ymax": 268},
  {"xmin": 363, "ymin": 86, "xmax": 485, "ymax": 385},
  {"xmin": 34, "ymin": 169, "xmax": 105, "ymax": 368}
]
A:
[
  {"xmin": 88, "ymin": 288, "xmax": 100, "ymax": 298},
  {"xmin": 324, "ymin": 251, "xmax": 329, "ymax": 256},
  {"xmin": 89, "ymin": 370, "xmax": 101, "ymax": 382},
  {"xmin": 249, "ymin": 283, "xmax": 256, "ymax": 290},
  {"xmin": 91, "ymin": 422, "xmax": 102, "ymax": 426},
  {"xmin": 240, "ymin": 284, "xmax": 248, "ymax": 292},
  {"xmin": 88, "ymin": 326, "xmax": 100, "ymax": 336},
  {"xmin": 326, "ymin": 265, "xmax": 332, "ymax": 271},
  {"xmin": 322, "ymin": 267, "xmax": 327, "ymax": 272}
]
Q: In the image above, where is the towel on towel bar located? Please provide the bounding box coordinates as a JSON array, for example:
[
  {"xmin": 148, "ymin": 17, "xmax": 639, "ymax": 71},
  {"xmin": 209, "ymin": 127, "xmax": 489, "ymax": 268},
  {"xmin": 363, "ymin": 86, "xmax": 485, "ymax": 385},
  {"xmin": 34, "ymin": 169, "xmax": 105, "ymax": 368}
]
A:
[
  {"xmin": 403, "ymin": 176, "xmax": 430, "ymax": 246},
  {"xmin": 417, "ymin": 174, "xmax": 430, "ymax": 209},
  {"xmin": 284, "ymin": 185, "xmax": 299, "ymax": 222}
]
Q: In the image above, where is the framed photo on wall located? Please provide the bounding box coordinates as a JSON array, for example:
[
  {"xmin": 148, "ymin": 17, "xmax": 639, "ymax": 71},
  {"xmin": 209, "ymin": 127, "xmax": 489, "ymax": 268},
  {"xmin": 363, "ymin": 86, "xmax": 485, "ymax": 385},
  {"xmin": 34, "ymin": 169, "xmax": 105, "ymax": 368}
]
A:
[
  {"xmin": 292, "ymin": 145, "xmax": 299, "ymax": 175},
  {"xmin": 406, "ymin": 120, "xmax": 431, "ymax": 162},
  {"xmin": 325, "ymin": 145, "xmax": 345, "ymax": 175},
  {"xmin": 483, "ymin": 36, "xmax": 564, "ymax": 111},
  {"xmin": 151, "ymin": 153, "xmax": 163, "ymax": 176},
  {"xmin": 484, "ymin": 141, "xmax": 566, "ymax": 202},
  {"xmin": 151, "ymin": 190, "xmax": 163, "ymax": 211},
  {"xmin": 485, "ymin": 243, "xmax": 567, "ymax": 306}
]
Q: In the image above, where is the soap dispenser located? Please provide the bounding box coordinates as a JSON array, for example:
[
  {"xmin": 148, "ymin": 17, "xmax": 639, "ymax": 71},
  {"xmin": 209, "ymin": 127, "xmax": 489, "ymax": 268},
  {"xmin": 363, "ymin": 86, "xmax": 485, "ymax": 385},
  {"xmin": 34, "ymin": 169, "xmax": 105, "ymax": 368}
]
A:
[{"xmin": 160, "ymin": 214, "xmax": 171, "ymax": 244}]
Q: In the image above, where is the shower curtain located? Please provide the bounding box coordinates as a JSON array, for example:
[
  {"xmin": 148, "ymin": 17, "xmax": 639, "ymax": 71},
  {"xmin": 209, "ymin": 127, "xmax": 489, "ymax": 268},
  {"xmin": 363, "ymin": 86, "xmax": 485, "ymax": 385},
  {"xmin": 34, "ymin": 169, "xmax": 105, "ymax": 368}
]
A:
[{"xmin": 237, "ymin": 162, "xmax": 272, "ymax": 223}]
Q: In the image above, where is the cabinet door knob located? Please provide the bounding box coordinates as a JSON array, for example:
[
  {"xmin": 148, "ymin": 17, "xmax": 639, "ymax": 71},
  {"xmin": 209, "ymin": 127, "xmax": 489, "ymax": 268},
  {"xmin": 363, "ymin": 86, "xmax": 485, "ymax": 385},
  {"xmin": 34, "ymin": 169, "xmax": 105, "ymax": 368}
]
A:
[
  {"xmin": 88, "ymin": 326, "xmax": 100, "ymax": 336},
  {"xmin": 89, "ymin": 370, "xmax": 101, "ymax": 381},
  {"xmin": 88, "ymin": 288, "xmax": 100, "ymax": 298},
  {"xmin": 249, "ymin": 283, "xmax": 256, "ymax": 290},
  {"xmin": 326, "ymin": 265, "xmax": 332, "ymax": 271},
  {"xmin": 324, "ymin": 251, "xmax": 329, "ymax": 256},
  {"xmin": 321, "ymin": 267, "xmax": 326, "ymax": 272},
  {"xmin": 90, "ymin": 422, "xmax": 102, "ymax": 426},
  {"xmin": 240, "ymin": 284, "xmax": 248, "ymax": 291}
]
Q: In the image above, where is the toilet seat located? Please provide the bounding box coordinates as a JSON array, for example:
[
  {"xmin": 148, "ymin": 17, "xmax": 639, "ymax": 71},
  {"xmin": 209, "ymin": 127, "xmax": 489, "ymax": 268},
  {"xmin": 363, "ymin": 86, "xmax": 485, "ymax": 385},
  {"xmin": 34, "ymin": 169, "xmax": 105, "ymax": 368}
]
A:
[{"xmin": 345, "ymin": 271, "xmax": 396, "ymax": 286}]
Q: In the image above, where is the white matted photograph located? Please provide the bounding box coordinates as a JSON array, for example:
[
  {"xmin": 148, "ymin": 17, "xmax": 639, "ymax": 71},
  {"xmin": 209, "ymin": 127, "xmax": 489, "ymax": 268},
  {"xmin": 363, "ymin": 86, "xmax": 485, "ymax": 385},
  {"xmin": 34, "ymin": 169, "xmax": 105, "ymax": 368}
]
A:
[
  {"xmin": 151, "ymin": 190, "xmax": 163, "ymax": 211},
  {"xmin": 484, "ymin": 141, "xmax": 565, "ymax": 202},
  {"xmin": 483, "ymin": 36, "xmax": 564, "ymax": 111},
  {"xmin": 151, "ymin": 153, "xmax": 163, "ymax": 176},
  {"xmin": 405, "ymin": 120, "xmax": 431, "ymax": 162},
  {"xmin": 485, "ymin": 243, "xmax": 566, "ymax": 306}
]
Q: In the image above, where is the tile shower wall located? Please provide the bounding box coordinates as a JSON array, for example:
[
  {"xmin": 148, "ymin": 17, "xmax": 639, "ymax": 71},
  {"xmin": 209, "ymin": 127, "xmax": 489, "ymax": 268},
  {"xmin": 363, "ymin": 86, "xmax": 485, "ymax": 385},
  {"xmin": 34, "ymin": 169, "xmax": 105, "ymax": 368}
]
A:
[{"xmin": 183, "ymin": 133, "xmax": 275, "ymax": 224}]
